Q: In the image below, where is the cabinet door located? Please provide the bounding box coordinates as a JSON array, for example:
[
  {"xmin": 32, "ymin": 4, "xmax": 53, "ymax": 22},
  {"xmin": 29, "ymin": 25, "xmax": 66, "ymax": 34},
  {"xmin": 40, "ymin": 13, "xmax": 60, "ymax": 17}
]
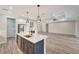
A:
[
  {"xmin": 16, "ymin": 35, "xmax": 18, "ymax": 45},
  {"xmin": 27, "ymin": 42, "xmax": 34, "ymax": 54},
  {"xmin": 20, "ymin": 37, "xmax": 24, "ymax": 51},
  {"xmin": 23, "ymin": 39, "xmax": 28, "ymax": 54},
  {"xmin": 17, "ymin": 35, "xmax": 21, "ymax": 48},
  {"xmin": 18, "ymin": 37, "xmax": 21, "ymax": 48}
]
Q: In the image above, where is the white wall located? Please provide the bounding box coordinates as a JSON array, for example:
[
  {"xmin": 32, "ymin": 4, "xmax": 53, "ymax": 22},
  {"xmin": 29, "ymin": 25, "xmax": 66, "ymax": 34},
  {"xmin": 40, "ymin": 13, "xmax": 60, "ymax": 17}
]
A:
[
  {"xmin": 75, "ymin": 21, "xmax": 79, "ymax": 37},
  {"xmin": 0, "ymin": 15, "xmax": 7, "ymax": 43},
  {"xmin": 41, "ymin": 23, "xmax": 46, "ymax": 32},
  {"xmin": 37, "ymin": 23, "xmax": 42, "ymax": 32},
  {"xmin": 77, "ymin": 21, "xmax": 79, "ymax": 37},
  {"xmin": 47, "ymin": 21, "xmax": 75, "ymax": 35}
]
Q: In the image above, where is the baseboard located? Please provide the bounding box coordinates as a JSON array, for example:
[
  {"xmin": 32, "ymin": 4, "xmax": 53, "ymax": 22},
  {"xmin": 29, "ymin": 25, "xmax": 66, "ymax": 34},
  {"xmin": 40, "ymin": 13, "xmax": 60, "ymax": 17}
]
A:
[
  {"xmin": 41, "ymin": 32, "xmax": 76, "ymax": 37},
  {"xmin": 0, "ymin": 40, "xmax": 7, "ymax": 45},
  {"xmin": 75, "ymin": 36, "xmax": 79, "ymax": 38},
  {"xmin": 53, "ymin": 33, "xmax": 75, "ymax": 37},
  {"xmin": 7, "ymin": 37, "xmax": 15, "ymax": 38}
]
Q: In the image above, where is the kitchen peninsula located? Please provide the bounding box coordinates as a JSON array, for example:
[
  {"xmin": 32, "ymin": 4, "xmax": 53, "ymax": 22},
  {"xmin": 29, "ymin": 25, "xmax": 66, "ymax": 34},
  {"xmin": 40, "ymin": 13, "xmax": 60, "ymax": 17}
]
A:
[{"xmin": 16, "ymin": 33, "xmax": 47, "ymax": 54}]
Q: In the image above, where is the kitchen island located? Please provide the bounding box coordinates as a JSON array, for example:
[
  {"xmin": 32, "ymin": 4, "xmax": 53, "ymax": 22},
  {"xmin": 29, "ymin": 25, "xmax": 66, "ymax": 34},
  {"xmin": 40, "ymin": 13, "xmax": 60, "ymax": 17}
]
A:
[{"xmin": 16, "ymin": 33, "xmax": 47, "ymax": 54}]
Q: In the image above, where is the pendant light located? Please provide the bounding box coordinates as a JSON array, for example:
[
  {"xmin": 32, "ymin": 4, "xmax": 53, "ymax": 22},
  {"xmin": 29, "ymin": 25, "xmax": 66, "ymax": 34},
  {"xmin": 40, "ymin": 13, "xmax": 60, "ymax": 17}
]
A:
[
  {"xmin": 37, "ymin": 5, "xmax": 41, "ymax": 22},
  {"xmin": 26, "ymin": 11, "xmax": 29, "ymax": 23}
]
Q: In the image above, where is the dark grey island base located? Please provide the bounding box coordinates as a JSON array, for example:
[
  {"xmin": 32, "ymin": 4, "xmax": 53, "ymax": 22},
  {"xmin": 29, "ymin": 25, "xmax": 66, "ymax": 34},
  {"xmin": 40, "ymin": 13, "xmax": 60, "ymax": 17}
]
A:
[{"xmin": 16, "ymin": 35, "xmax": 44, "ymax": 54}]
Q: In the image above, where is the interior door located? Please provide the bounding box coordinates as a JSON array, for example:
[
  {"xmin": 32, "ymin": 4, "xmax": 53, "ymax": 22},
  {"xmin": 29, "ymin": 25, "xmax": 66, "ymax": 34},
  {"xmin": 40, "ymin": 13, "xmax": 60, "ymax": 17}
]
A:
[{"xmin": 7, "ymin": 18, "xmax": 16, "ymax": 38}]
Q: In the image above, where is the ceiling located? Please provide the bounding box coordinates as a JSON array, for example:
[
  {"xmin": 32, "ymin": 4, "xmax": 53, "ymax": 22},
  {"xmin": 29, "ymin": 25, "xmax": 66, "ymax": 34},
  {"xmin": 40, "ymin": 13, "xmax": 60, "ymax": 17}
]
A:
[{"xmin": 0, "ymin": 5, "xmax": 79, "ymax": 20}]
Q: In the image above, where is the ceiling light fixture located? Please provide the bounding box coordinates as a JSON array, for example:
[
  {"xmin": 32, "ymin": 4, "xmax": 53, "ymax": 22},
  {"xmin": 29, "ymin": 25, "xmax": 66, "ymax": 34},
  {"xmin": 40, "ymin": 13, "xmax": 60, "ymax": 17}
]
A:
[
  {"xmin": 26, "ymin": 11, "xmax": 29, "ymax": 23},
  {"xmin": 37, "ymin": 5, "xmax": 41, "ymax": 22}
]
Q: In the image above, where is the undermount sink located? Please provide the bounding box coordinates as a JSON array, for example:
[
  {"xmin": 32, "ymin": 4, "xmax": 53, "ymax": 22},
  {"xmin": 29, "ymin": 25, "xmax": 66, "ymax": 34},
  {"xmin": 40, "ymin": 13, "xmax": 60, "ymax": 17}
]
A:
[
  {"xmin": 24, "ymin": 35, "xmax": 32, "ymax": 38},
  {"xmin": 23, "ymin": 31, "xmax": 35, "ymax": 38}
]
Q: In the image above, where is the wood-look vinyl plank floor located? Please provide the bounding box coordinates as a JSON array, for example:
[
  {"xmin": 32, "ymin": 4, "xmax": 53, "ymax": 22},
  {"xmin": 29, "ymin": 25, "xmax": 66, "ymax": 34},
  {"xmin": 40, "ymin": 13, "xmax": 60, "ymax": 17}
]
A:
[
  {"xmin": 42, "ymin": 32, "xmax": 79, "ymax": 54},
  {"xmin": 0, "ymin": 37, "xmax": 22, "ymax": 54},
  {"xmin": 0, "ymin": 32, "xmax": 79, "ymax": 54}
]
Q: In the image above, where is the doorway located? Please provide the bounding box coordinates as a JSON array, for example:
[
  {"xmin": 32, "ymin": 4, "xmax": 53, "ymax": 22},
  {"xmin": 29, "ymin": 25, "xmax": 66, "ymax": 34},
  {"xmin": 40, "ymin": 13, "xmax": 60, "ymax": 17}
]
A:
[
  {"xmin": 46, "ymin": 24, "xmax": 48, "ymax": 33},
  {"xmin": 7, "ymin": 18, "xmax": 16, "ymax": 38}
]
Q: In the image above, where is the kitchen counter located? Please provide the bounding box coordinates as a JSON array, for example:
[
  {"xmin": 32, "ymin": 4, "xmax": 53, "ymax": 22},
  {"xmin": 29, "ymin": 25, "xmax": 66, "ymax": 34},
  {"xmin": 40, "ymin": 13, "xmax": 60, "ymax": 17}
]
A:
[{"xmin": 16, "ymin": 33, "xmax": 47, "ymax": 43}]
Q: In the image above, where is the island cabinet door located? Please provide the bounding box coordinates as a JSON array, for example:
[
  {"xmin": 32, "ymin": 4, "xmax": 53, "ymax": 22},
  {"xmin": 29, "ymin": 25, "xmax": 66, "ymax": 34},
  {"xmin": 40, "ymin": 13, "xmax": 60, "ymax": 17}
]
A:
[
  {"xmin": 20, "ymin": 37, "xmax": 23, "ymax": 51},
  {"xmin": 16, "ymin": 35, "xmax": 18, "ymax": 44},
  {"xmin": 16, "ymin": 35, "xmax": 21, "ymax": 48},
  {"xmin": 23, "ymin": 39, "xmax": 28, "ymax": 54},
  {"xmin": 16, "ymin": 35, "xmax": 19, "ymax": 46},
  {"xmin": 27, "ymin": 42, "xmax": 34, "ymax": 54},
  {"xmin": 20, "ymin": 38, "xmax": 26, "ymax": 53}
]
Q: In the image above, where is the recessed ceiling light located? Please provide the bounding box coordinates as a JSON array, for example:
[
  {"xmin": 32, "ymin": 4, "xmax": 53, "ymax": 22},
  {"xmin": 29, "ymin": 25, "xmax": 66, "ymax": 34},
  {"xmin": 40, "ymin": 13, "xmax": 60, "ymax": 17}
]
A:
[{"xmin": 9, "ymin": 6, "xmax": 13, "ymax": 10}]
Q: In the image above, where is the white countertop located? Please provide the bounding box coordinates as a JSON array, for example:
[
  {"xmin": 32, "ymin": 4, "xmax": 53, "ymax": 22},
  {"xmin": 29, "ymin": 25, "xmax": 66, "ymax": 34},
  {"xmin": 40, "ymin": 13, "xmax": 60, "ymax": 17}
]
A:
[{"xmin": 16, "ymin": 33, "xmax": 47, "ymax": 43}]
